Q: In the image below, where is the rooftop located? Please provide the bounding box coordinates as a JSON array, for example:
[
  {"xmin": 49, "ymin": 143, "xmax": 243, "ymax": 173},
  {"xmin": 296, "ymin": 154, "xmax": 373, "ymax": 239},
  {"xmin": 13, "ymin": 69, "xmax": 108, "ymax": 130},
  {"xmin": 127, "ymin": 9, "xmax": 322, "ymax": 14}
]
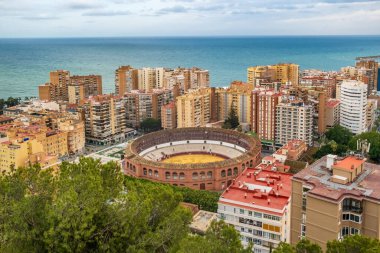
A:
[
  {"xmin": 189, "ymin": 210, "xmax": 217, "ymax": 235},
  {"xmin": 293, "ymin": 155, "xmax": 380, "ymax": 202},
  {"xmin": 326, "ymin": 99, "xmax": 340, "ymax": 108},
  {"xmin": 333, "ymin": 156, "xmax": 365, "ymax": 171},
  {"xmin": 219, "ymin": 167, "xmax": 292, "ymax": 214},
  {"xmin": 274, "ymin": 139, "xmax": 305, "ymax": 156}
]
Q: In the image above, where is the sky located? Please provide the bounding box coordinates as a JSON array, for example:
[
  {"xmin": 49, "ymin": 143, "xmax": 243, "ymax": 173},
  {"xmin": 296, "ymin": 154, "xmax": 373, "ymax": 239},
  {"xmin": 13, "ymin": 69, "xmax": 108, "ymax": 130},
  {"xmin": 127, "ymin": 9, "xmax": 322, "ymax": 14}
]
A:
[{"xmin": 0, "ymin": 0, "xmax": 380, "ymax": 37}]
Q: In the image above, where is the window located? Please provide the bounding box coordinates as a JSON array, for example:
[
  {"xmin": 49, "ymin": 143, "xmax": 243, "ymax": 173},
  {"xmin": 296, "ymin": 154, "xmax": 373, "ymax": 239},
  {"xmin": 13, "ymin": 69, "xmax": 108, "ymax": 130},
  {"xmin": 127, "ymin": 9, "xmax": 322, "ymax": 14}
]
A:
[
  {"xmin": 240, "ymin": 209, "xmax": 244, "ymax": 214},
  {"xmin": 342, "ymin": 198, "xmax": 362, "ymax": 213},
  {"xmin": 342, "ymin": 213, "xmax": 361, "ymax": 223},
  {"xmin": 341, "ymin": 227, "xmax": 349, "ymax": 237},
  {"xmin": 227, "ymin": 169, "xmax": 232, "ymax": 176},
  {"xmin": 192, "ymin": 172, "xmax": 198, "ymax": 180},
  {"xmin": 207, "ymin": 171, "xmax": 212, "ymax": 178},
  {"xmin": 248, "ymin": 211, "xmax": 252, "ymax": 216},
  {"xmin": 221, "ymin": 170, "xmax": 226, "ymax": 177},
  {"xmin": 254, "ymin": 212, "xmax": 262, "ymax": 218},
  {"xmin": 263, "ymin": 223, "xmax": 281, "ymax": 233},
  {"xmin": 179, "ymin": 172, "xmax": 185, "ymax": 180},
  {"xmin": 263, "ymin": 214, "xmax": 281, "ymax": 221},
  {"xmin": 234, "ymin": 167, "xmax": 238, "ymax": 175},
  {"xmin": 301, "ymin": 224, "xmax": 306, "ymax": 237},
  {"xmin": 143, "ymin": 168, "xmax": 147, "ymax": 175},
  {"xmin": 172, "ymin": 172, "xmax": 178, "ymax": 179},
  {"xmin": 165, "ymin": 172, "xmax": 170, "ymax": 179}
]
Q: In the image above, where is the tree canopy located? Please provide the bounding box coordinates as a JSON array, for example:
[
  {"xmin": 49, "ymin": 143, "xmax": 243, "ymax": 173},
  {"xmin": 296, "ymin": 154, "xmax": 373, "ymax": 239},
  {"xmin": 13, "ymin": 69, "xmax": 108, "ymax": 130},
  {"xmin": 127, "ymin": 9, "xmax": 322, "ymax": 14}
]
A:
[
  {"xmin": 273, "ymin": 239, "xmax": 322, "ymax": 253},
  {"xmin": 0, "ymin": 158, "xmax": 191, "ymax": 252},
  {"xmin": 349, "ymin": 131, "xmax": 380, "ymax": 163},
  {"xmin": 0, "ymin": 97, "xmax": 21, "ymax": 114},
  {"xmin": 325, "ymin": 125, "xmax": 353, "ymax": 146},
  {"xmin": 326, "ymin": 234, "xmax": 380, "ymax": 253},
  {"xmin": 140, "ymin": 117, "xmax": 162, "ymax": 132},
  {"xmin": 223, "ymin": 106, "xmax": 239, "ymax": 129},
  {"xmin": 175, "ymin": 220, "xmax": 252, "ymax": 253}
]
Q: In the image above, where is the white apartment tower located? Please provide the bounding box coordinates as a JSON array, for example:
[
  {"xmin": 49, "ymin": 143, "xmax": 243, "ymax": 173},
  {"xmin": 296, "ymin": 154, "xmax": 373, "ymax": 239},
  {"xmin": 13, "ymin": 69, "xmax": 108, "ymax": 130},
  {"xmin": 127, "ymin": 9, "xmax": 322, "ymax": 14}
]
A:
[{"xmin": 339, "ymin": 80, "xmax": 368, "ymax": 134}]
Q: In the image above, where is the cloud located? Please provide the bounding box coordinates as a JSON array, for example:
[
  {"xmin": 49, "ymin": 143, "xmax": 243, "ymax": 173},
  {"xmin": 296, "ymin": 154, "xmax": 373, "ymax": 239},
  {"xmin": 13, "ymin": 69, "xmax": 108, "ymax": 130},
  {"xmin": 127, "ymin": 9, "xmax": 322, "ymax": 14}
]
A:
[
  {"xmin": 65, "ymin": 1, "xmax": 103, "ymax": 10},
  {"xmin": 22, "ymin": 15, "xmax": 60, "ymax": 20},
  {"xmin": 83, "ymin": 10, "xmax": 131, "ymax": 16},
  {"xmin": 156, "ymin": 5, "xmax": 189, "ymax": 14}
]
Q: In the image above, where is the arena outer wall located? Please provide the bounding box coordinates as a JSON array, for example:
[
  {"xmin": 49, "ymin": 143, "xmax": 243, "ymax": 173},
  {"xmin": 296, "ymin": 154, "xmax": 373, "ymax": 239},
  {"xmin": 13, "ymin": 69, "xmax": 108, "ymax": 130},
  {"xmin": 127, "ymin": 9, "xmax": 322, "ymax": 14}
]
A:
[{"xmin": 124, "ymin": 128, "xmax": 261, "ymax": 191}]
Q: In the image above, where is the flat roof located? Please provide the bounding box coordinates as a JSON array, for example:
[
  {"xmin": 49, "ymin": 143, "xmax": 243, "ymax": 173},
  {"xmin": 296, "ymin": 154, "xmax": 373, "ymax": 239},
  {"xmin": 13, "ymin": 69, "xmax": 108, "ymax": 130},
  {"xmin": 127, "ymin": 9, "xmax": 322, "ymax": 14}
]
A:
[
  {"xmin": 332, "ymin": 156, "xmax": 365, "ymax": 171},
  {"xmin": 293, "ymin": 155, "xmax": 380, "ymax": 202},
  {"xmin": 219, "ymin": 167, "xmax": 292, "ymax": 214}
]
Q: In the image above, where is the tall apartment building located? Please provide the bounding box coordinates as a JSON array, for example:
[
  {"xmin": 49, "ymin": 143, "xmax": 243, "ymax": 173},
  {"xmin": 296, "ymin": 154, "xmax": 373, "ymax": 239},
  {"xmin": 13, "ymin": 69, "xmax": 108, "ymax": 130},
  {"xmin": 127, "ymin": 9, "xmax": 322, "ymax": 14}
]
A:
[
  {"xmin": 216, "ymin": 81, "xmax": 253, "ymax": 124},
  {"xmin": 123, "ymin": 89, "xmax": 173, "ymax": 128},
  {"xmin": 251, "ymin": 88, "xmax": 281, "ymax": 146},
  {"xmin": 325, "ymin": 99, "xmax": 340, "ymax": 129},
  {"xmin": 176, "ymin": 88, "xmax": 213, "ymax": 128},
  {"xmin": 115, "ymin": 65, "xmax": 139, "ymax": 96},
  {"xmin": 39, "ymin": 70, "xmax": 102, "ymax": 104},
  {"xmin": 248, "ymin": 63, "xmax": 299, "ymax": 87},
  {"xmin": 84, "ymin": 95, "xmax": 127, "ymax": 145},
  {"xmin": 161, "ymin": 101, "xmax": 177, "ymax": 129},
  {"xmin": 218, "ymin": 167, "xmax": 292, "ymax": 253},
  {"xmin": 339, "ymin": 80, "xmax": 368, "ymax": 135},
  {"xmin": 68, "ymin": 75, "xmax": 102, "ymax": 104},
  {"xmin": 138, "ymin": 68, "xmax": 158, "ymax": 91},
  {"xmin": 356, "ymin": 60, "xmax": 379, "ymax": 92},
  {"xmin": 291, "ymin": 154, "xmax": 380, "ymax": 251},
  {"xmin": 275, "ymin": 100, "xmax": 313, "ymax": 146},
  {"xmin": 367, "ymin": 99, "xmax": 378, "ymax": 131},
  {"xmin": 39, "ymin": 70, "xmax": 71, "ymax": 101},
  {"xmin": 300, "ymin": 76, "xmax": 336, "ymax": 98}
]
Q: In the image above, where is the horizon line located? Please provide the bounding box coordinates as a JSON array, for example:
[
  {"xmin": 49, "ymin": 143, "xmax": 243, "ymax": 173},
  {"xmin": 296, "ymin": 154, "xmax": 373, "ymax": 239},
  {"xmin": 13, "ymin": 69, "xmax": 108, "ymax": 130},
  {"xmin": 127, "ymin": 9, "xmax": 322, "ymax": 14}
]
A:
[{"xmin": 1, "ymin": 34, "xmax": 380, "ymax": 39}]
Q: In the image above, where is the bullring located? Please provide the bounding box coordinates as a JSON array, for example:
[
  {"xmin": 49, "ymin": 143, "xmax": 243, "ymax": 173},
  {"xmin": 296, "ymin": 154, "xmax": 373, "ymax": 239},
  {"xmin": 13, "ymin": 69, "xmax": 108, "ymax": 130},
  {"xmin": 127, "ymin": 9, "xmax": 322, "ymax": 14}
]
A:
[{"xmin": 124, "ymin": 128, "xmax": 261, "ymax": 191}]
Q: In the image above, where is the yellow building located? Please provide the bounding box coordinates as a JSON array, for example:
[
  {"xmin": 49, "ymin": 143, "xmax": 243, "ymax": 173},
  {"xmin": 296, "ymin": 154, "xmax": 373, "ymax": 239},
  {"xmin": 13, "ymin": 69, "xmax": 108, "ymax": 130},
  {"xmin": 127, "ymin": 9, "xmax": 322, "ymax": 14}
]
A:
[
  {"xmin": 247, "ymin": 63, "xmax": 299, "ymax": 87},
  {"xmin": 0, "ymin": 137, "xmax": 57, "ymax": 173},
  {"xmin": 176, "ymin": 88, "xmax": 213, "ymax": 128},
  {"xmin": 216, "ymin": 81, "xmax": 253, "ymax": 124}
]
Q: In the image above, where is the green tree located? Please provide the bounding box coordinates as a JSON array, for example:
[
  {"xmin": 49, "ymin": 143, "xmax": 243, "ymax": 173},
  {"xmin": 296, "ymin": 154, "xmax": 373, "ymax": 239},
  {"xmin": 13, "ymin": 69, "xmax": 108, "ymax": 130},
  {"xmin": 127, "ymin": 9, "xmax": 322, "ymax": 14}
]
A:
[
  {"xmin": 273, "ymin": 242, "xmax": 296, "ymax": 253},
  {"xmin": 327, "ymin": 234, "xmax": 380, "ymax": 253},
  {"xmin": 0, "ymin": 158, "xmax": 192, "ymax": 252},
  {"xmin": 295, "ymin": 239, "xmax": 322, "ymax": 253},
  {"xmin": 223, "ymin": 106, "xmax": 239, "ymax": 129},
  {"xmin": 325, "ymin": 125, "xmax": 353, "ymax": 146},
  {"xmin": 349, "ymin": 131, "xmax": 380, "ymax": 163},
  {"xmin": 176, "ymin": 220, "xmax": 252, "ymax": 253},
  {"xmin": 140, "ymin": 117, "xmax": 162, "ymax": 132}
]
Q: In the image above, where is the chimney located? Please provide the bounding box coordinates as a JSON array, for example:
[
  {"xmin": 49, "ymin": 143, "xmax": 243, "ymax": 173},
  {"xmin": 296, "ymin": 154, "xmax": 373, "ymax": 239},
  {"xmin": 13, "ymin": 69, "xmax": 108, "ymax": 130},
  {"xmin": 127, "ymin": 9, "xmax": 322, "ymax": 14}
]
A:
[
  {"xmin": 244, "ymin": 193, "xmax": 247, "ymax": 199},
  {"xmin": 277, "ymin": 184, "xmax": 279, "ymax": 190},
  {"xmin": 280, "ymin": 183, "xmax": 283, "ymax": 189},
  {"xmin": 268, "ymin": 199, "xmax": 271, "ymax": 205}
]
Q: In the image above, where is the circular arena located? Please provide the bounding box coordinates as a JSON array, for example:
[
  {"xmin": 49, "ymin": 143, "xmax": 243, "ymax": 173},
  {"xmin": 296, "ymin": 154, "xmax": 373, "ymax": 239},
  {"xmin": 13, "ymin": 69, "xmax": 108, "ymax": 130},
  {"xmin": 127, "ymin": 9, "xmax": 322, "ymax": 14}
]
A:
[{"xmin": 124, "ymin": 128, "xmax": 261, "ymax": 191}]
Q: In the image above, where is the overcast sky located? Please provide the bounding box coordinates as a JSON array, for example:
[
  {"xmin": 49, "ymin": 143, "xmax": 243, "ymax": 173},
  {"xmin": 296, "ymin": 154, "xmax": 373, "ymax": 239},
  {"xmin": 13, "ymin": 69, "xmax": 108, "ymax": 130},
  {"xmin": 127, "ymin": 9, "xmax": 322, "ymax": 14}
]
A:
[{"xmin": 0, "ymin": 0, "xmax": 380, "ymax": 37}]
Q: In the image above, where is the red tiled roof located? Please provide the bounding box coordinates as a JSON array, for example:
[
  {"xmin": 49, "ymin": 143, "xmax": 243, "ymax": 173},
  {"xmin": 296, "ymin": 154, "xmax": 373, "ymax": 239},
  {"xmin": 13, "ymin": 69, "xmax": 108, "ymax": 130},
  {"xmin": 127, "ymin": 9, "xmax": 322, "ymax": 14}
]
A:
[{"xmin": 219, "ymin": 167, "xmax": 292, "ymax": 213}]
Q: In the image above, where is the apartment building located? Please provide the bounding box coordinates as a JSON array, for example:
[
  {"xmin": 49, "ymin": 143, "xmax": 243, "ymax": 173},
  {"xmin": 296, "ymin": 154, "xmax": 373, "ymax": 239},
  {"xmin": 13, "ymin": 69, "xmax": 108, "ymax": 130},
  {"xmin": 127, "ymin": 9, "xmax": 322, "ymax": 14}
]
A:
[
  {"xmin": 273, "ymin": 139, "xmax": 307, "ymax": 162},
  {"xmin": 291, "ymin": 154, "xmax": 380, "ymax": 251},
  {"xmin": 115, "ymin": 65, "xmax": 139, "ymax": 96},
  {"xmin": 367, "ymin": 99, "xmax": 378, "ymax": 131},
  {"xmin": 339, "ymin": 80, "xmax": 368, "ymax": 134},
  {"xmin": 161, "ymin": 101, "xmax": 177, "ymax": 129},
  {"xmin": 356, "ymin": 60, "xmax": 379, "ymax": 93},
  {"xmin": 248, "ymin": 63, "xmax": 299, "ymax": 87},
  {"xmin": 275, "ymin": 100, "xmax": 313, "ymax": 147},
  {"xmin": 124, "ymin": 89, "xmax": 173, "ymax": 128},
  {"xmin": 218, "ymin": 167, "xmax": 292, "ymax": 253},
  {"xmin": 325, "ymin": 99, "xmax": 340, "ymax": 129},
  {"xmin": 39, "ymin": 70, "xmax": 102, "ymax": 104},
  {"xmin": 84, "ymin": 95, "xmax": 127, "ymax": 145},
  {"xmin": 251, "ymin": 88, "xmax": 282, "ymax": 147},
  {"xmin": 300, "ymin": 76, "xmax": 336, "ymax": 98},
  {"xmin": 0, "ymin": 137, "xmax": 57, "ymax": 172},
  {"xmin": 68, "ymin": 75, "xmax": 102, "ymax": 104},
  {"xmin": 216, "ymin": 81, "xmax": 253, "ymax": 124},
  {"xmin": 176, "ymin": 88, "xmax": 213, "ymax": 128},
  {"xmin": 57, "ymin": 118, "xmax": 85, "ymax": 154}
]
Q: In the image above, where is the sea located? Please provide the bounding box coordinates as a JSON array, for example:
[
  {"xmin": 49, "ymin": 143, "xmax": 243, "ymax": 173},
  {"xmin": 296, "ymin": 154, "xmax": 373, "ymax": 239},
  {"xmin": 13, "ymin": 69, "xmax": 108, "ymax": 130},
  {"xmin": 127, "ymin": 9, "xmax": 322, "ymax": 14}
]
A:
[{"xmin": 1, "ymin": 36, "xmax": 380, "ymax": 99}]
